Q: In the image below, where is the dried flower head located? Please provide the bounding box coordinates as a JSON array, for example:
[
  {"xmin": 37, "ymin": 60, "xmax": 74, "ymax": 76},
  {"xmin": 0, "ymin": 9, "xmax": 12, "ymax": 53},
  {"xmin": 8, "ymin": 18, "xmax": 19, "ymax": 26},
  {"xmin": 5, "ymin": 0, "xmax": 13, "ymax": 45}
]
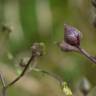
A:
[
  {"xmin": 64, "ymin": 24, "xmax": 81, "ymax": 47},
  {"xmin": 31, "ymin": 42, "xmax": 45, "ymax": 56}
]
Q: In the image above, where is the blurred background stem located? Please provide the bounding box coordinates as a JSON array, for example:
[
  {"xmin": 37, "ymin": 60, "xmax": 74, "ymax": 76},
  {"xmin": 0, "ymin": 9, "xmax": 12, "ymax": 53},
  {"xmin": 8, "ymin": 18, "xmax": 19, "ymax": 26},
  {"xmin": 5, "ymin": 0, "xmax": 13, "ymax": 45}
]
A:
[{"xmin": 3, "ymin": 0, "xmax": 24, "ymax": 44}]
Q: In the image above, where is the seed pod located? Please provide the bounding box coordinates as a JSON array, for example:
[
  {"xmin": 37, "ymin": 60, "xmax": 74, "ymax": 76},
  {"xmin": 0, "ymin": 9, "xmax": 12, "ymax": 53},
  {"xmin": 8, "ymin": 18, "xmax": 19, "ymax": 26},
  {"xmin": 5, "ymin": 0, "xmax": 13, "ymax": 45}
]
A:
[{"xmin": 64, "ymin": 24, "xmax": 81, "ymax": 47}]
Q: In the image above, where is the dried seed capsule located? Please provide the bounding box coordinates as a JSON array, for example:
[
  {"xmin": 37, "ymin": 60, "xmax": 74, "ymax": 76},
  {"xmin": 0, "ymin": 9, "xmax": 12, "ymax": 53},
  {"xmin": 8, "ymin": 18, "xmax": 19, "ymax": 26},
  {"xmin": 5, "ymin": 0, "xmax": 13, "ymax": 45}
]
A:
[
  {"xmin": 31, "ymin": 42, "xmax": 45, "ymax": 56},
  {"xmin": 64, "ymin": 24, "xmax": 81, "ymax": 47}
]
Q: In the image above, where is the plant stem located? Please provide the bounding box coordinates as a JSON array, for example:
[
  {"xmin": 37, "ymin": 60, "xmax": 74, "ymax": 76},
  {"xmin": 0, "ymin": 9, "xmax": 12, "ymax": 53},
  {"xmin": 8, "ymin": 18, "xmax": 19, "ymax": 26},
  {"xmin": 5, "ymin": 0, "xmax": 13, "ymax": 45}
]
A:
[
  {"xmin": 77, "ymin": 46, "xmax": 96, "ymax": 64},
  {"xmin": 0, "ymin": 72, "xmax": 6, "ymax": 88},
  {"xmin": 5, "ymin": 54, "xmax": 35, "ymax": 89},
  {"xmin": 32, "ymin": 68, "xmax": 73, "ymax": 96},
  {"xmin": 33, "ymin": 68, "xmax": 63, "ymax": 86},
  {"xmin": 0, "ymin": 72, "xmax": 7, "ymax": 96}
]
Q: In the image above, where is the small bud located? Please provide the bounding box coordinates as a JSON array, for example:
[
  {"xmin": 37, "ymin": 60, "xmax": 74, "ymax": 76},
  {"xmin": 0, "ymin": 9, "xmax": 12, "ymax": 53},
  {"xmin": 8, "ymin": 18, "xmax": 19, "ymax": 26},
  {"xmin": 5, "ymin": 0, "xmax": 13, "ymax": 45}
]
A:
[
  {"xmin": 57, "ymin": 41, "xmax": 79, "ymax": 52},
  {"xmin": 64, "ymin": 24, "xmax": 81, "ymax": 47},
  {"xmin": 79, "ymin": 77, "xmax": 91, "ymax": 95}
]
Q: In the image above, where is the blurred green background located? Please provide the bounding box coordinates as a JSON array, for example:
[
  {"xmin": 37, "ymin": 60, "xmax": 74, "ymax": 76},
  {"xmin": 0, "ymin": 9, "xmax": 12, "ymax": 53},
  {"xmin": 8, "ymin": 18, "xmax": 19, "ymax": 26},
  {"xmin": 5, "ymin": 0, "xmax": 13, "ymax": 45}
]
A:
[{"xmin": 0, "ymin": 0, "xmax": 96, "ymax": 96}]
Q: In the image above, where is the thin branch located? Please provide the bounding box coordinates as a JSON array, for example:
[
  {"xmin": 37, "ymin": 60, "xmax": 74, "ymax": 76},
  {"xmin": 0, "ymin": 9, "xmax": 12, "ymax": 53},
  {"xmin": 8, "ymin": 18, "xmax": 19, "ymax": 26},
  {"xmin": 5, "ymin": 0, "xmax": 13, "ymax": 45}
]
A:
[
  {"xmin": 32, "ymin": 68, "xmax": 73, "ymax": 96},
  {"xmin": 0, "ymin": 72, "xmax": 6, "ymax": 88},
  {"xmin": 0, "ymin": 42, "xmax": 44, "ymax": 96},
  {"xmin": 5, "ymin": 54, "xmax": 35, "ymax": 89},
  {"xmin": 1, "ymin": 54, "xmax": 36, "ymax": 96},
  {"xmin": 2, "ymin": 87, "xmax": 6, "ymax": 96},
  {"xmin": 77, "ymin": 46, "xmax": 96, "ymax": 64},
  {"xmin": 0, "ymin": 72, "xmax": 7, "ymax": 96},
  {"xmin": 32, "ymin": 68, "xmax": 63, "ymax": 89}
]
